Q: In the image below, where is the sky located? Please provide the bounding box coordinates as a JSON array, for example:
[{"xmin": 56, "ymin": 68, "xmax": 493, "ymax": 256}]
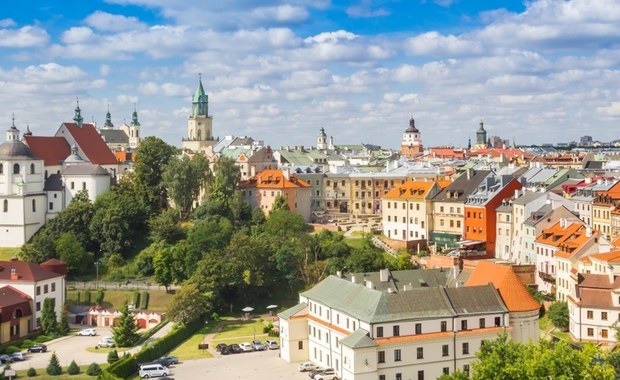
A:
[{"xmin": 1, "ymin": 0, "xmax": 620, "ymax": 150}]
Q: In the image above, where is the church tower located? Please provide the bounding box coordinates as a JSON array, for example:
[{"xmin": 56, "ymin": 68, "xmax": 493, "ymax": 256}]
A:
[
  {"xmin": 400, "ymin": 116, "xmax": 423, "ymax": 158},
  {"xmin": 127, "ymin": 105, "xmax": 141, "ymax": 148},
  {"xmin": 183, "ymin": 75, "xmax": 216, "ymax": 153},
  {"xmin": 317, "ymin": 127, "xmax": 327, "ymax": 150},
  {"xmin": 474, "ymin": 119, "xmax": 488, "ymax": 149}
]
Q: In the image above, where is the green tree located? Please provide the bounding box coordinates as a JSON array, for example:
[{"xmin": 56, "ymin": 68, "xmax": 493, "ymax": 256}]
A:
[
  {"xmin": 58, "ymin": 310, "xmax": 70, "ymax": 335},
  {"xmin": 86, "ymin": 363, "xmax": 101, "ymax": 376},
  {"xmin": 107, "ymin": 349, "xmax": 119, "ymax": 364},
  {"xmin": 40, "ymin": 298, "xmax": 58, "ymax": 336},
  {"xmin": 271, "ymin": 194, "xmax": 289, "ymax": 212},
  {"xmin": 345, "ymin": 243, "xmax": 387, "ymax": 273},
  {"xmin": 46, "ymin": 352, "xmax": 62, "ymax": 375},
  {"xmin": 153, "ymin": 246, "xmax": 175, "ymax": 292},
  {"xmin": 133, "ymin": 136, "xmax": 178, "ymax": 214},
  {"xmin": 54, "ymin": 232, "xmax": 93, "ymax": 276},
  {"xmin": 210, "ymin": 156, "xmax": 241, "ymax": 204},
  {"xmin": 67, "ymin": 360, "xmax": 80, "ymax": 375},
  {"xmin": 148, "ymin": 209, "xmax": 185, "ymax": 244},
  {"xmin": 548, "ymin": 301, "xmax": 569, "ymax": 330},
  {"xmin": 166, "ymin": 282, "xmax": 211, "ymax": 325},
  {"xmin": 163, "ymin": 154, "xmax": 212, "ymax": 219},
  {"xmin": 438, "ymin": 371, "xmax": 469, "ymax": 380},
  {"xmin": 112, "ymin": 302, "xmax": 140, "ymax": 347}
]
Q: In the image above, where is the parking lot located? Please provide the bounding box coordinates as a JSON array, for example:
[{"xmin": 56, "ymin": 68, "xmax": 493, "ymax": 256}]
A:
[{"xmin": 169, "ymin": 348, "xmax": 308, "ymax": 380}]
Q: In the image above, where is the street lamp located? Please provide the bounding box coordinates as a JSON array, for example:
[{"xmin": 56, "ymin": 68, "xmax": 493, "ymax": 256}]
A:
[{"xmin": 95, "ymin": 261, "xmax": 100, "ymax": 289}]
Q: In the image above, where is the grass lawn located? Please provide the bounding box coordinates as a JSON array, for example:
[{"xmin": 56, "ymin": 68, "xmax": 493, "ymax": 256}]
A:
[
  {"xmin": 345, "ymin": 236, "xmax": 368, "ymax": 250},
  {"xmin": 10, "ymin": 363, "xmax": 109, "ymax": 379},
  {"xmin": 538, "ymin": 315, "xmax": 554, "ymax": 331},
  {"xmin": 66, "ymin": 289, "xmax": 174, "ymax": 312},
  {"xmin": 0, "ymin": 247, "xmax": 20, "ymax": 260},
  {"xmin": 169, "ymin": 325, "xmax": 214, "ymax": 360},
  {"xmin": 214, "ymin": 320, "xmax": 266, "ymax": 339}
]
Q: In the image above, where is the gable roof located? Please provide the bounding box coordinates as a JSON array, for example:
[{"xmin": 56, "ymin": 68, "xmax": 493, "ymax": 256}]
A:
[
  {"xmin": 383, "ymin": 180, "xmax": 440, "ymax": 200},
  {"xmin": 99, "ymin": 129, "xmax": 129, "ymax": 145},
  {"xmin": 465, "ymin": 261, "xmax": 540, "ymax": 312},
  {"xmin": 23, "ymin": 136, "xmax": 71, "ymax": 166},
  {"xmin": 241, "ymin": 169, "xmax": 310, "ymax": 189},
  {"xmin": 60, "ymin": 123, "xmax": 118, "ymax": 165},
  {"xmin": 0, "ymin": 260, "xmax": 62, "ymax": 282}
]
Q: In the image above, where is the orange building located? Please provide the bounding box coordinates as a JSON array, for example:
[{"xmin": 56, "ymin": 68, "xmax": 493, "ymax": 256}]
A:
[
  {"xmin": 463, "ymin": 175, "xmax": 523, "ymax": 257},
  {"xmin": 241, "ymin": 169, "xmax": 312, "ymax": 221}
]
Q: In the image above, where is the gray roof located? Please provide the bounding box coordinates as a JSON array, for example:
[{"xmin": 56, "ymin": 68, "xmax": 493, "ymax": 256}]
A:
[
  {"xmin": 432, "ymin": 170, "xmax": 491, "ymax": 203},
  {"xmin": 444, "ymin": 284, "xmax": 508, "ymax": 315},
  {"xmin": 99, "ymin": 129, "xmax": 129, "ymax": 144},
  {"xmin": 512, "ymin": 191, "xmax": 545, "ymax": 206},
  {"xmin": 0, "ymin": 140, "xmax": 36, "ymax": 159},
  {"xmin": 62, "ymin": 163, "xmax": 110, "ymax": 176},
  {"xmin": 44, "ymin": 173, "xmax": 63, "ymax": 191},
  {"xmin": 339, "ymin": 329, "xmax": 376, "ymax": 349},
  {"xmin": 342, "ymin": 269, "xmax": 450, "ymax": 292},
  {"xmin": 278, "ymin": 303, "xmax": 308, "ymax": 320}
]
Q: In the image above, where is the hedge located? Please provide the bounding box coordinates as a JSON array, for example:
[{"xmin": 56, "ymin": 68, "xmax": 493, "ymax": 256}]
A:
[
  {"xmin": 132, "ymin": 291, "xmax": 140, "ymax": 308},
  {"xmin": 103, "ymin": 318, "xmax": 202, "ymax": 379},
  {"xmin": 139, "ymin": 291, "xmax": 149, "ymax": 309}
]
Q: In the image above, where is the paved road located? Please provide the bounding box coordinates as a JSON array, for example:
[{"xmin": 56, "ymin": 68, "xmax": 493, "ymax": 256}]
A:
[
  {"xmin": 9, "ymin": 323, "xmax": 173, "ymax": 371},
  {"xmin": 170, "ymin": 349, "xmax": 308, "ymax": 380}
]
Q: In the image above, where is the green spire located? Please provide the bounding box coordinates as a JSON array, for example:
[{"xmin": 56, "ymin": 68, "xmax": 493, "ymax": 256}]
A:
[
  {"xmin": 103, "ymin": 105, "xmax": 114, "ymax": 129},
  {"xmin": 131, "ymin": 104, "xmax": 141, "ymax": 126},
  {"xmin": 73, "ymin": 99, "xmax": 83, "ymax": 128},
  {"xmin": 192, "ymin": 74, "xmax": 208, "ymax": 117}
]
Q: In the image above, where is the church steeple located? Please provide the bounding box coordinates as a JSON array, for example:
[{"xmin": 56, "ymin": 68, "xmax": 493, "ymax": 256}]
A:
[
  {"xmin": 475, "ymin": 118, "xmax": 487, "ymax": 148},
  {"xmin": 73, "ymin": 99, "xmax": 83, "ymax": 128},
  {"xmin": 131, "ymin": 104, "xmax": 141, "ymax": 127},
  {"xmin": 103, "ymin": 105, "xmax": 114, "ymax": 129},
  {"xmin": 192, "ymin": 74, "xmax": 208, "ymax": 117},
  {"xmin": 6, "ymin": 114, "xmax": 20, "ymax": 142}
]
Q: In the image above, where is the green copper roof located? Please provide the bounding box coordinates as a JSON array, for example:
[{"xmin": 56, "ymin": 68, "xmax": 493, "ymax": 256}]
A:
[
  {"xmin": 278, "ymin": 303, "xmax": 308, "ymax": 320},
  {"xmin": 192, "ymin": 78, "xmax": 208, "ymax": 116},
  {"xmin": 340, "ymin": 329, "xmax": 376, "ymax": 349}
]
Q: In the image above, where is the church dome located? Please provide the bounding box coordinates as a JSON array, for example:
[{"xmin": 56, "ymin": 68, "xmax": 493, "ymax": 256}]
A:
[
  {"xmin": 405, "ymin": 117, "xmax": 419, "ymax": 133},
  {"xmin": 0, "ymin": 140, "xmax": 35, "ymax": 159}
]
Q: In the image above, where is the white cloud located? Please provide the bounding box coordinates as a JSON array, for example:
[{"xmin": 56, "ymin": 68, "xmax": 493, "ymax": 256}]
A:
[
  {"xmin": 99, "ymin": 64, "xmax": 111, "ymax": 76},
  {"xmin": 304, "ymin": 30, "xmax": 358, "ymax": 44},
  {"xmin": 0, "ymin": 19, "xmax": 16, "ymax": 28},
  {"xmin": 404, "ymin": 32, "xmax": 484, "ymax": 56},
  {"xmin": 0, "ymin": 26, "xmax": 49, "ymax": 47},
  {"xmin": 62, "ymin": 27, "xmax": 96, "ymax": 44},
  {"xmin": 251, "ymin": 5, "xmax": 309, "ymax": 23},
  {"xmin": 85, "ymin": 11, "xmax": 148, "ymax": 32},
  {"xmin": 597, "ymin": 101, "xmax": 620, "ymax": 116}
]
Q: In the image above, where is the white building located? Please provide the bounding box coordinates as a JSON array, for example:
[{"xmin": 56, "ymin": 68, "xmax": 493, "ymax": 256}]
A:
[{"xmin": 279, "ymin": 265, "xmax": 539, "ymax": 380}]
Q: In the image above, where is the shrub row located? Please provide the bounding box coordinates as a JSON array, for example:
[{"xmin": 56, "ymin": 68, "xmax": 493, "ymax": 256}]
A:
[
  {"xmin": 139, "ymin": 291, "xmax": 149, "ymax": 309},
  {"xmin": 132, "ymin": 291, "xmax": 140, "ymax": 308},
  {"xmin": 104, "ymin": 318, "xmax": 202, "ymax": 379}
]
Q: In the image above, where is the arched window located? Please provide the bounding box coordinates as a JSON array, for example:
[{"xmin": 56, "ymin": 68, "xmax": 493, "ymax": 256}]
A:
[
  {"xmin": 32, "ymin": 199, "xmax": 36, "ymax": 212},
  {"xmin": 0, "ymin": 163, "xmax": 3, "ymax": 174},
  {"xmin": 13, "ymin": 164, "xmax": 19, "ymax": 174},
  {"xmin": 30, "ymin": 163, "xmax": 35, "ymax": 174},
  {"xmin": 44, "ymin": 170, "xmax": 48, "ymax": 179},
  {"xmin": 14, "ymin": 309, "xmax": 22, "ymax": 318},
  {"xmin": 2, "ymin": 200, "xmax": 7, "ymax": 213}
]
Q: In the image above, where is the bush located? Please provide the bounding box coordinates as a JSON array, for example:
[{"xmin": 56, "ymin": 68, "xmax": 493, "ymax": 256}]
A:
[
  {"xmin": 83, "ymin": 290, "xmax": 92, "ymax": 304},
  {"xmin": 548, "ymin": 301, "xmax": 569, "ymax": 330},
  {"xmin": 35, "ymin": 335, "xmax": 50, "ymax": 343},
  {"xmin": 107, "ymin": 349, "xmax": 119, "ymax": 364},
  {"xmin": 67, "ymin": 360, "xmax": 80, "ymax": 375},
  {"xmin": 46, "ymin": 352, "xmax": 62, "ymax": 375},
  {"xmin": 26, "ymin": 367, "xmax": 37, "ymax": 377},
  {"xmin": 139, "ymin": 291, "xmax": 149, "ymax": 309},
  {"xmin": 77, "ymin": 292, "xmax": 81, "ymax": 304},
  {"xmin": 21, "ymin": 339, "xmax": 34, "ymax": 349},
  {"xmin": 86, "ymin": 363, "xmax": 102, "ymax": 376},
  {"xmin": 96, "ymin": 288, "xmax": 105, "ymax": 305},
  {"xmin": 132, "ymin": 291, "xmax": 140, "ymax": 308},
  {"xmin": 5, "ymin": 346, "xmax": 19, "ymax": 354}
]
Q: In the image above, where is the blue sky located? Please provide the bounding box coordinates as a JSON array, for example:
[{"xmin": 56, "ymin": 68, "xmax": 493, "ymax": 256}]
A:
[{"xmin": 1, "ymin": 0, "xmax": 619, "ymax": 149}]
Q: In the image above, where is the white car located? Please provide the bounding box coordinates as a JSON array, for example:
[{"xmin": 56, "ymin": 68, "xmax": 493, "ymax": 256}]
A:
[
  {"xmin": 298, "ymin": 362, "xmax": 318, "ymax": 372},
  {"xmin": 77, "ymin": 328, "xmax": 97, "ymax": 336},
  {"xmin": 239, "ymin": 342, "xmax": 254, "ymax": 352},
  {"xmin": 97, "ymin": 336, "xmax": 115, "ymax": 348},
  {"xmin": 265, "ymin": 339, "xmax": 279, "ymax": 350},
  {"xmin": 315, "ymin": 369, "xmax": 339, "ymax": 380}
]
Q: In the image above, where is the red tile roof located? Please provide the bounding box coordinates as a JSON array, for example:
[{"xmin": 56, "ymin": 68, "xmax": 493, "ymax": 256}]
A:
[
  {"xmin": 0, "ymin": 285, "xmax": 32, "ymax": 323},
  {"xmin": 241, "ymin": 169, "xmax": 310, "ymax": 189},
  {"xmin": 466, "ymin": 261, "xmax": 540, "ymax": 312},
  {"xmin": 23, "ymin": 136, "xmax": 71, "ymax": 166},
  {"xmin": 61, "ymin": 123, "xmax": 119, "ymax": 165},
  {"xmin": 0, "ymin": 260, "xmax": 62, "ymax": 282},
  {"xmin": 590, "ymin": 251, "xmax": 620, "ymax": 264}
]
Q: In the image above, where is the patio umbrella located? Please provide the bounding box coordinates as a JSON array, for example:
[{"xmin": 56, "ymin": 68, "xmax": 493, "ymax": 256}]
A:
[
  {"xmin": 266, "ymin": 305, "xmax": 278, "ymax": 310},
  {"xmin": 242, "ymin": 306, "xmax": 254, "ymax": 312}
]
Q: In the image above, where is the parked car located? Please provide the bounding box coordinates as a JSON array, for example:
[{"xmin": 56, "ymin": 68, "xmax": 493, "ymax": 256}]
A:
[
  {"xmin": 310, "ymin": 368, "xmax": 335, "ymax": 380},
  {"xmin": 96, "ymin": 337, "xmax": 115, "ymax": 348},
  {"xmin": 0, "ymin": 354, "xmax": 13, "ymax": 363},
  {"xmin": 77, "ymin": 328, "xmax": 97, "ymax": 336},
  {"xmin": 251, "ymin": 340, "xmax": 266, "ymax": 351},
  {"xmin": 27, "ymin": 344, "xmax": 47, "ymax": 353},
  {"xmin": 215, "ymin": 343, "xmax": 228, "ymax": 352},
  {"xmin": 265, "ymin": 339, "xmax": 279, "ymax": 350},
  {"xmin": 314, "ymin": 369, "xmax": 339, "ymax": 380},
  {"xmin": 228, "ymin": 343, "xmax": 242, "ymax": 354},
  {"xmin": 298, "ymin": 361, "xmax": 319, "ymax": 372},
  {"xmin": 154, "ymin": 355, "xmax": 179, "ymax": 367},
  {"xmin": 10, "ymin": 352, "xmax": 25, "ymax": 361},
  {"xmin": 239, "ymin": 342, "xmax": 254, "ymax": 352}
]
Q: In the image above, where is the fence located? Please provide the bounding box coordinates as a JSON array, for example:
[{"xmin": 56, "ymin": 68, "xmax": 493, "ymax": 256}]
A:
[{"xmin": 67, "ymin": 280, "xmax": 178, "ymax": 291}]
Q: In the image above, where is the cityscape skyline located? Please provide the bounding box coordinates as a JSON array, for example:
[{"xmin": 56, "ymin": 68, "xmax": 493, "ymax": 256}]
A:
[{"xmin": 1, "ymin": 0, "xmax": 619, "ymax": 149}]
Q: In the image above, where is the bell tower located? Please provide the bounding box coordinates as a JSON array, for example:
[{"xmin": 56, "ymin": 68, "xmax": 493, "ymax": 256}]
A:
[{"xmin": 400, "ymin": 116, "xmax": 423, "ymax": 158}]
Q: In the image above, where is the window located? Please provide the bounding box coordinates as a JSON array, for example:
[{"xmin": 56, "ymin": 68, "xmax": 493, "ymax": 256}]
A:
[
  {"xmin": 2, "ymin": 199, "xmax": 7, "ymax": 213},
  {"xmin": 378, "ymin": 351, "xmax": 385, "ymax": 363},
  {"xmin": 51, "ymin": 283, "xmax": 55, "ymax": 292},
  {"xmin": 377, "ymin": 327, "xmax": 383, "ymax": 337},
  {"xmin": 443, "ymin": 368, "xmax": 450, "ymax": 375},
  {"xmin": 393, "ymin": 325, "xmax": 400, "ymax": 337},
  {"xmin": 396, "ymin": 374, "xmax": 402, "ymax": 380},
  {"xmin": 587, "ymin": 310, "xmax": 594, "ymax": 319},
  {"xmin": 44, "ymin": 284, "xmax": 48, "ymax": 293},
  {"xmin": 462, "ymin": 342, "xmax": 469, "ymax": 355},
  {"xmin": 417, "ymin": 347, "xmax": 423, "ymax": 359},
  {"xmin": 495, "ymin": 317, "xmax": 501, "ymax": 326},
  {"xmin": 380, "ymin": 376, "xmax": 386, "ymax": 380},
  {"xmin": 417, "ymin": 370, "xmax": 424, "ymax": 380},
  {"xmin": 394, "ymin": 349, "xmax": 401, "ymax": 362},
  {"xmin": 464, "ymin": 365, "xmax": 470, "ymax": 374},
  {"xmin": 32, "ymin": 199, "xmax": 36, "ymax": 212},
  {"xmin": 415, "ymin": 323, "xmax": 422, "ymax": 334},
  {"xmin": 442, "ymin": 344, "xmax": 449, "ymax": 357},
  {"xmin": 49, "ymin": 202, "xmax": 54, "ymax": 210},
  {"xmin": 13, "ymin": 163, "xmax": 19, "ymax": 174},
  {"xmin": 587, "ymin": 328, "xmax": 594, "ymax": 337},
  {"xmin": 71, "ymin": 182, "xmax": 75, "ymax": 190},
  {"xmin": 0, "ymin": 163, "xmax": 3, "ymax": 174},
  {"xmin": 298, "ymin": 341, "xmax": 303, "ymax": 350},
  {"xmin": 30, "ymin": 163, "xmax": 35, "ymax": 174},
  {"xmin": 602, "ymin": 312, "xmax": 608, "ymax": 321},
  {"xmin": 479, "ymin": 318, "xmax": 485, "ymax": 328},
  {"xmin": 36, "ymin": 302, "xmax": 40, "ymax": 312},
  {"xmin": 461, "ymin": 320, "xmax": 468, "ymax": 330},
  {"xmin": 602, "ymin": 329, "xmax": 609, "ymax": 338},
  {"xmin": 36, "ymin": 286, "xmax": 40, "ymax": 296},
  {"xmin": 440, "ymin": 321, "xmax": 447, "ymax": 332}
]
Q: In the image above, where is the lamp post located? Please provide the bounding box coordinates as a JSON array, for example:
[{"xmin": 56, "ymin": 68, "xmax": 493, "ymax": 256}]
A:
[{"xmin": 95, "ymin": 261, "xmax": 100, "ymax": 289}]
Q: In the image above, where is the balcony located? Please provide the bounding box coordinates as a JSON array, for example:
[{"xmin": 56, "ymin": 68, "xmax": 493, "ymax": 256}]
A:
[{"xmin": 538, "ymin": 271, "xmax": 555, "ymax": 283}]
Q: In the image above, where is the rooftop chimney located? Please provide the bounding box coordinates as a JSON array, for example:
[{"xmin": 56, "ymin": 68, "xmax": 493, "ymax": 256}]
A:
[{"xmin": 379, "ymin": 268, "xmax": 390, "ymax": 282}]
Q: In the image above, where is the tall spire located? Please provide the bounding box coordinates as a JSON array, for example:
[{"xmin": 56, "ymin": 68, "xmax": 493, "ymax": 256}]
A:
[
  {"xmin": 73, "ymin": 98, "xmax": 83, "ymax": 128},
  {"xmin": 7, "ymin": 113, "xmax": 20, "ymax": 141},
  {"xmin": 192, "ymin": 73, "xmax": 208, "ymax": 117},
  {"xmin": 131, "ymin": 104, "xmax": 141, "ymax": 126},
  {"xmin": 103, "ymin": 105, "xmax": 114, "ymax": 129}
]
